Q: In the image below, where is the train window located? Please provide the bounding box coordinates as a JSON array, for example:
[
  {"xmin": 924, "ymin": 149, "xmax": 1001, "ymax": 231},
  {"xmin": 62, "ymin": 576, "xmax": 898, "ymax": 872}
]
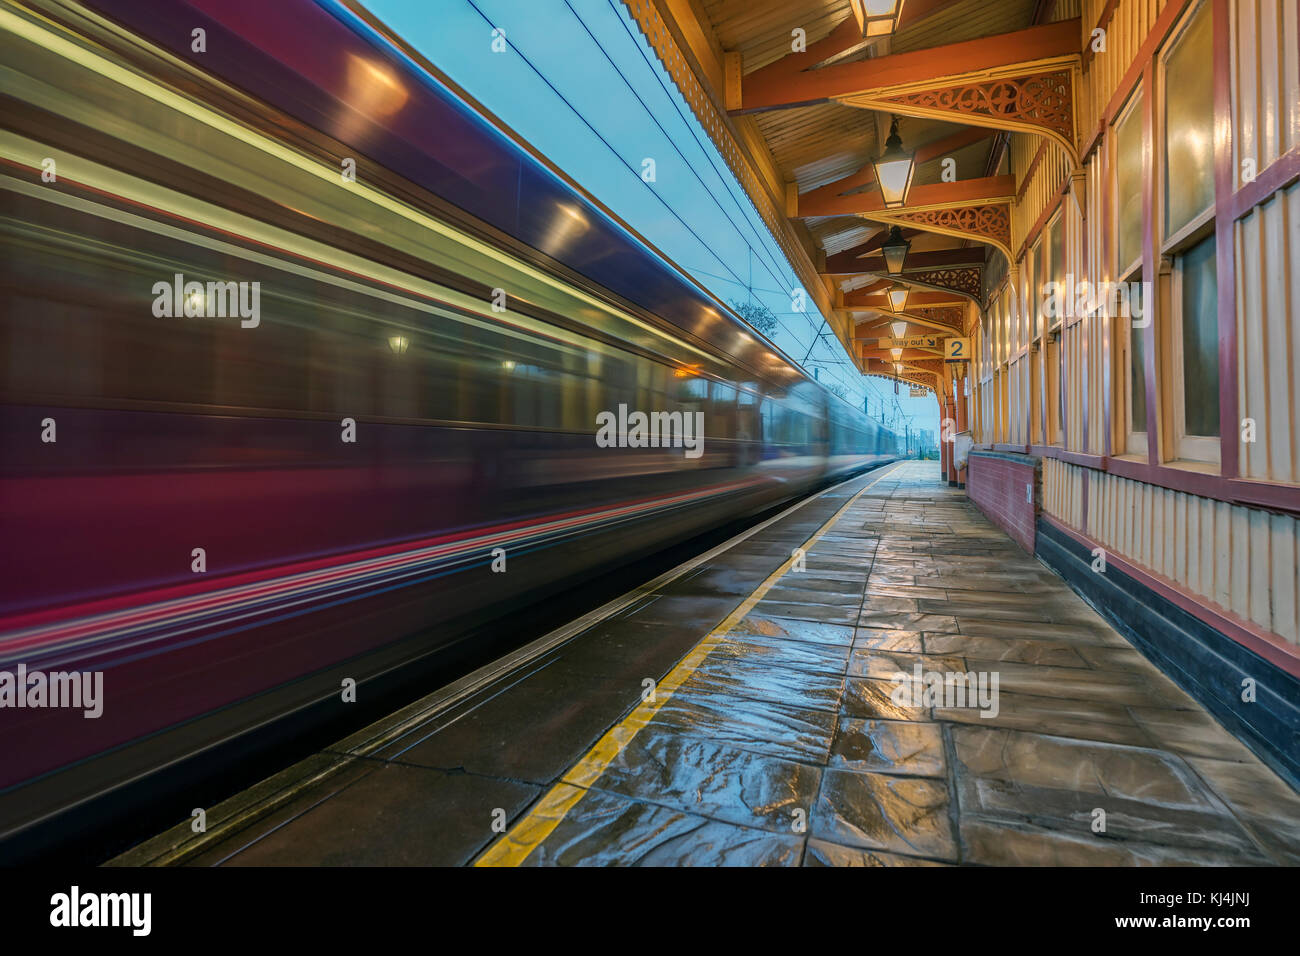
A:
[
  {"xmin": 510, "ymin": 363, "xmax": 564, "ymax": 428},
  {"xmin": 678, "ymin": 376, "xmax": 708, "ymax": 403}
]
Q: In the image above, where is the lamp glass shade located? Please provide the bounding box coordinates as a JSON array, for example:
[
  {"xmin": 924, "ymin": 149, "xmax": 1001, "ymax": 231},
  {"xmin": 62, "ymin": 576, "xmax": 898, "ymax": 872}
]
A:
[
  {"xmin": 873, "ymin": 118, "xmax": 915, "ymax": 208},
  {"xmin": 880, "ymin": 226, "xmax": 910, "ymax": 274},
  {"xmin": 850, "ymin": 0, "xmax": 906, "ymax": 38},
  {"xmin": 887, "ymin": 284, "xmax": 909, "ymax": 312},
  {"xmin": 875, "ymin": 157, "xmax": 914, "ymax": 207},
  {"xmin": 890, "ymin": 319, "xmax": 908, "ymax": 338},
  {"xmin": 890, "ymin": 347, "xmax": 903, "ymax": 360}
]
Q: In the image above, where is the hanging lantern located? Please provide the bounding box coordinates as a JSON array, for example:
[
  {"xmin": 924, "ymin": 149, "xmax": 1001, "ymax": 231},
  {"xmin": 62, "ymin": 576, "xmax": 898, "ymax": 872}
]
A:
[
  {"xmin": 880, "ymin": 225, "xmax": 911, "ymax": 274},
  {"xmin": 872, "ymin": 116, "xmax": 916, "ymax": 208},
  {"xmin": 890, "ymin": 347, "xmax": 903, "ymax": 361},
  {"xmin": 890, "ymin": 319, "xmax": 908, "ymax": 339},
  {"xmin": 848, "ymin": 0, "xmax": 908, "ymax": 38},
  {"xmin": 887, "ymin": 283, "xmax": 909, "ymax": 313}
]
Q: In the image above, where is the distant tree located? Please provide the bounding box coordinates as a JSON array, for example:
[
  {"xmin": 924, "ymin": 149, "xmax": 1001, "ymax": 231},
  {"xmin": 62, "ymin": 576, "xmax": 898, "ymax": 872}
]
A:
[
  {"xmin": 730, "ymin": 299, "xmax": 779, "ymax": 337},
  {"xmin": 823, "ymin": 381, "xmax": 849, "ymax": 402}
]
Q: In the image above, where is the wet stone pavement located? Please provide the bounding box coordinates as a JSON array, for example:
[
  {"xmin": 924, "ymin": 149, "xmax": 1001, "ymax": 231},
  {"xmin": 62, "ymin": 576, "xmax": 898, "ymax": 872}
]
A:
[{"xmin": 142, "ymin": 461, "xmax": 1300, "ymax": 866}]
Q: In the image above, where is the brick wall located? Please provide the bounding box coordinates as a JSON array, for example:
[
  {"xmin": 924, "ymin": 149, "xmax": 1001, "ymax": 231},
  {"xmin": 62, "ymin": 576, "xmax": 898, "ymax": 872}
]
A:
[{"xmin": 967, "ymin": 451, "xmax": 1041, "ymax": 553}]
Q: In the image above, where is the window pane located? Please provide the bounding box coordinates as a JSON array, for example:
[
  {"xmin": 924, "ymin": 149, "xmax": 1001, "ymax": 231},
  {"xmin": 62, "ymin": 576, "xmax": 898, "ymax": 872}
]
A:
[
  {"xmin": 1050, "ymin": 218, "xmax": 1065, "ymax": 297},
  {"xmin": 1115, "ymin": 94, "xmax": 1144, "ymax": 271},
  {"xmin": 1164, "ymin": 4, "xmax": 1215, "ymax": 235},
  {"xmin": 1181, "ymin": 235, "xmax": 1219, "ymax": 437},
  {"xmin": 1130, "ymin": 323, "xmax": 1147, "ymax": 433},
  {"xmin": 1126, "ymin": 277, "xmax": 1147, "ymax": 434},
  {"xmin": 1025, "ymin": 246, "xmax": 1036, "ymax": 342}
]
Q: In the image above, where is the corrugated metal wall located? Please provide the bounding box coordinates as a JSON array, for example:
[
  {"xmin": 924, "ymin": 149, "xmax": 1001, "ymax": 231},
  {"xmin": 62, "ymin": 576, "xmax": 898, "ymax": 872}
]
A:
[
  {"xmin": 1236, "ymin": 182, "xmax": 1300, "ymax": 484},
  {"xmin": 1233, "ymin": 0, "xmax": 1299, "ymax": 183},
  {"xmin": 1043, "ymin": 459, "xmax": 1300, "ymax": 647},
  {"xmin": 1233, "ymin": 0, "xmax": 1300, "ymax": 485},
  {"xmin": 1078, "ymin": 0, "xmax": 1170, "ymax": 138}
]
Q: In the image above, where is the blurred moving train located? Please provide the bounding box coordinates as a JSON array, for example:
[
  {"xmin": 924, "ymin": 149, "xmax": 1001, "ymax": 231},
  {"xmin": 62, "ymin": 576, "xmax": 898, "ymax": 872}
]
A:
[{"xmin": 0, "ymin": 0, "xmax": 897, "ymax": 849}]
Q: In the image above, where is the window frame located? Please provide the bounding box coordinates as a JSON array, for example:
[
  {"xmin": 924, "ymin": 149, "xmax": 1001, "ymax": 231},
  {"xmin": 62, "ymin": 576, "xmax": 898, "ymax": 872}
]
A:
[
  {"xmin": 1154, "ymin": 0, "xmax": 1220, "ymax": 469},
  {"xmin": 1116, "ymin": 274, "xmax": 1149, "ymax": 458},
  {"xmin": 1107, "ymin": 81, "xmax": 1151, "ymax": 461}
]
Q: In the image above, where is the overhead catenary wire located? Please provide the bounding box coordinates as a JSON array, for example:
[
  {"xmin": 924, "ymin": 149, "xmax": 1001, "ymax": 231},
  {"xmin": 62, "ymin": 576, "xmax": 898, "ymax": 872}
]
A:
[
  {"xmin": 461, "ymin": 0, "xmax": 904, "ymax": 422},
  {"xmin": 460, "ymin": 0, "xmax": 760, "ymax": 300},
  {"xmin": 465, "ymin": 0, "xmax": 829, "ymax": 352},
  {"xmin": 589, "ymin": 0, "xmax": 810, "ymax": 312}
]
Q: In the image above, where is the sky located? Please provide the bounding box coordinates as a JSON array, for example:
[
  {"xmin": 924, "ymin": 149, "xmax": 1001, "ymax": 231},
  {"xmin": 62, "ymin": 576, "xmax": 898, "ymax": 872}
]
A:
[{"xmin": 368, "ymin": 0, "xmax": 939, "ymax": 438}]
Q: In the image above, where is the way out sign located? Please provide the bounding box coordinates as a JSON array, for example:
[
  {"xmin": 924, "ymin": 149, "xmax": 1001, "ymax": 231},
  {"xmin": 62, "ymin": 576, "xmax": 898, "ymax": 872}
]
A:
[
  {"xmin": 945, "ymin": 337, "xmax": 971, "ymax": 362},
  {"xmin": 883, "ymin": 334, "xmax": 941, "ymax": 349}
]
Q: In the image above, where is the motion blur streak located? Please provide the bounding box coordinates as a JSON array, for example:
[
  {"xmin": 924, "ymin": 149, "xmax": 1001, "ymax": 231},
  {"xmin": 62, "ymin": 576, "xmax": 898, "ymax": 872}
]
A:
[{"xmin": 0, "ymin": 0, "xmax": 898, "ymax": 846}]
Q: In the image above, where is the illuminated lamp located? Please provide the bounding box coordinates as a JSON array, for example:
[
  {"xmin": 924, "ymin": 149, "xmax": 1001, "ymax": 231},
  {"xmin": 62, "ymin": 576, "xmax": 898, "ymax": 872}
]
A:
[
  {"xmin": 880, "ymin": 225, "xmax": 911, "ymax": 275},
  {"xmin": 890, "ymin": 319, "xmax": 908, "ymax": 339},
  {"xmin": 849, "ymin": 0, "xmax": 908, "ymax": 38},
  {"xmin": 872, "ymin": 116, "xmax": 915, "ymax": 208},
  {"xmin": 887, "ymin": 283, "xmax": 909, "ymax": 313},
  {"xmin": 387, "ymin": 334, "xmax": 409, "ymax": 354}
]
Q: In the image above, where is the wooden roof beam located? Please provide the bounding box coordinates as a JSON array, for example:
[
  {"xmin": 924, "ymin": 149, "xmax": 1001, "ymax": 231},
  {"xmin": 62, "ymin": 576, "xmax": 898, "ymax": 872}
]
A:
[
  {"xmin": 736, "ymin": 19, "xmax": 1081, "ymax": 113},
  {"xmin": 797, "ymin": 174, "xmax": 1014, "ymax": 217},
  {"xmin": 860, "ymin": 348, "xmax": 946, "ymax": 361},
  {"xmin": 854, "ymin": 311, "xmax": 963, "ymax": 335},
  {"xmin": 796, "ymin": 125, "xmax": 997, "ymax": 207},
  {"xmin": 732, "ymin": 0, "xmax": 974, "ymax": 91},
  {"xmin": 823, "ymin": 246, "xmax": 987, "ymax": 275},
  {"xmin": 845, "ymin": 288, "xmax": 965, "ymax": 308}
]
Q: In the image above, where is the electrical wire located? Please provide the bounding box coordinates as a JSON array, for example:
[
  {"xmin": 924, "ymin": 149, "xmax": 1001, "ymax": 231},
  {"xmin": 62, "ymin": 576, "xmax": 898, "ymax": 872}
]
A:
[{"xmin": 459, "ymin": 0, "xmax": 905, "ymax": 424}]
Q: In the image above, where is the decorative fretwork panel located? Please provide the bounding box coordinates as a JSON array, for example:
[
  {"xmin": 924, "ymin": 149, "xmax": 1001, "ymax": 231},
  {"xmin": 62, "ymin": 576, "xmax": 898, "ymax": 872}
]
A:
[
  {"xmin": 906, "ymin": 267, "xmax": 983, "ymax": 300},
  {"xmin": 880, "ymin": 70, "xmax": 1075, "ymax": 148},
  {"xmin": 885, "ymin": 204, "xmax": 1012, "ymax": 261},
  {"xmin": 913, "ymin": 306, "xmax": 967, "ymax": 332}
]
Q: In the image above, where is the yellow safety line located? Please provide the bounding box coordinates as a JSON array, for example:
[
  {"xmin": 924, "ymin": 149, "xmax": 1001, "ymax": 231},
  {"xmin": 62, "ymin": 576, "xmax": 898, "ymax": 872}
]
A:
[{"xmin": 474, "ymin": 461, "xmax": 904, "ymax": 866}]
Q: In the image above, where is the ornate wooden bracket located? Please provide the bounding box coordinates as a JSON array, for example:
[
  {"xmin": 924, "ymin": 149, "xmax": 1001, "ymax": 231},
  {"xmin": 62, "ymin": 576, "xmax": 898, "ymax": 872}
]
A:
[
  {"xmin": 865, "ymin": 202, "xmax": 1013, "ymax": 265},
  {"xmin": 914, "ymin": 306, "xmax": 968, "ymax": 334},
  {"xmin": 838, "ymin": 63, "xmax": 1080, "ymax": 165},
  {"xmin": 863, "ymin": 361, "xmax": 941, "ymax": 390},
  {"xmin": 855, "ymin": 309, "xmax": 961, "ymax": 339},
  {"xmin": 844, "ymin": 287, "xmax": 966, "ymax": 310},
  {"xmin": 902, "ymin": 266, "xmax": 983, "ymax": 302}
]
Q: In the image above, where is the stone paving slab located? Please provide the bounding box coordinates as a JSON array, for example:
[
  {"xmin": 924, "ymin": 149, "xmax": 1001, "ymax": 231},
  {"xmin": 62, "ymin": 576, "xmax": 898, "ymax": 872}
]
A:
[{"xmin": 171, "ymin": 462, "xmax": 1300, "ymax": 866}]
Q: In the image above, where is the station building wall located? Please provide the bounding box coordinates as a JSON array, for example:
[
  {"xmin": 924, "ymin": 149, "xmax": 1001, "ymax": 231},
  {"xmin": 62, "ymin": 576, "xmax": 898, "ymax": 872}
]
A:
[{"xmin": 964, "ymin": 0, "xmax": 1300, "ymax": 785}]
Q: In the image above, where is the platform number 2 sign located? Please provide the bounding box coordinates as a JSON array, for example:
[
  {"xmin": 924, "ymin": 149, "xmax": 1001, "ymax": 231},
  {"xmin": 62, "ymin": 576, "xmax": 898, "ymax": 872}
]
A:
[{"xmin": 945, "ymin": 337, "xmax": 970, "ymax": 363}]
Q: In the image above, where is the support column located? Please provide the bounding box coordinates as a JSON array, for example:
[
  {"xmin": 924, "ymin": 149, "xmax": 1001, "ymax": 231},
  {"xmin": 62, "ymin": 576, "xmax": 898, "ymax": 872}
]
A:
[
  {"xmin": 940, "ymin": 399, "xmax": 951, "ymax": 480},
  {"xmin": 954, "ymin": 368, "xmax": 969, "ymax": 489},
  {"xmin": 945, "ymin": 398, "xmax": 958, "ymax": 485}
]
